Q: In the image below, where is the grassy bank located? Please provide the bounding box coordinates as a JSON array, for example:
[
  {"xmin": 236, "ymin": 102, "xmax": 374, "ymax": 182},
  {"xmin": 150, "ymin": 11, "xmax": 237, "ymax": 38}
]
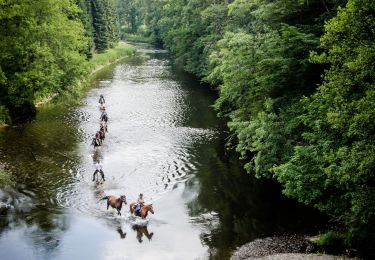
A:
[
  {"xmin": 89, "ymin": 41, "xmax": 136, "ymax": 70},
  {"xmin": 36, "ymin": 42, "xmax": 136, "ymax": 107},
  {"xmin": 122, "ymin": 33, "xmax": 152, "ymax": 43}
]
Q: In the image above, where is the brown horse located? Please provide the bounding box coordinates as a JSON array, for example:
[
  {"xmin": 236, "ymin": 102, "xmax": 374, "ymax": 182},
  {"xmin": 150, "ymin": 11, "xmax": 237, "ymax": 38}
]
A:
[
  {"xmin": 100, "ymin": 195, "xmax": 127, "ymax": 216},
  {"xmin": 99, "ymin": 128, "xmax": 105, "ymax": 143},
  {"xmin": 129, "ymin": 202, "xmax": 154, "ymax": 219}
]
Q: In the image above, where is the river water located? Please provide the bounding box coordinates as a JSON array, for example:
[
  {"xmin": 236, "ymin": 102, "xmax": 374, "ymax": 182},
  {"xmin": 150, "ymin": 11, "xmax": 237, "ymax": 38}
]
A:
[{"xmin": 0, "ymin": 44, "xmax": 325, "ymax": 260}]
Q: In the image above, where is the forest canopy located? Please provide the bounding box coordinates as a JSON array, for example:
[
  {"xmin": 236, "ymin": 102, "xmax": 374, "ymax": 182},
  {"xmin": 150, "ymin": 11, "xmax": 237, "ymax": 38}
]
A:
[
  {"xmin": 0, "ymin": 0, "xmax": 119, "ymax": 123},
  {"xmin": 118, "ymin": 0, "xmax": 375, "ymax": 255}
]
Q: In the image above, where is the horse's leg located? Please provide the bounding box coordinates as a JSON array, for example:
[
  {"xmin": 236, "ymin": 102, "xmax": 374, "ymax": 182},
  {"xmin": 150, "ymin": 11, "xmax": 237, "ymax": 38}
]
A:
[
  {"xmin": 107, "ymin": 201, "xmax": 109, "ymax": 210},
  {"xmin": 100, "ymin": 170, "xmax": 105, "ymax": 181},
  {"xmin": 93, "ymin": 170, "xmax": 97, "ymax": 181}
]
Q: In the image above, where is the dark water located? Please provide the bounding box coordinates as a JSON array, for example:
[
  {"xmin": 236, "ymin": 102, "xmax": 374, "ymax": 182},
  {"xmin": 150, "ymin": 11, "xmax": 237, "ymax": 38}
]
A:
[{"xmin": 0, "ymin": 44, "xmax": 325, "ymax": 260}]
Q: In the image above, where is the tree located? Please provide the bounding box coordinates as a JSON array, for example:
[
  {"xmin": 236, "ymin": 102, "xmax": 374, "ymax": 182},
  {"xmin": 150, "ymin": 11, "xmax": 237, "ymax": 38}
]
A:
[
  {"xmin": 0, "ymin": 0, "xmax": 89, "ymax": 122},
  {"xmin": 274, "ymin": 0, "xmax": 375, "ymax": 252}
]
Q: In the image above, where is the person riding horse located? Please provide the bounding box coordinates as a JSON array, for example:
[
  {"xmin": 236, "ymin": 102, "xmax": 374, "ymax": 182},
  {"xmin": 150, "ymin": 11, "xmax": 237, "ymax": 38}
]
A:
[
  {"xmin": 99, "ymin": 126, "xmax": 105, "ymax": 142},
  {"xmin": 100, "ymin": 121, "xmax": 108, "ymax": 133},
  {"xmin": 132, "ymin": 193, "xmax": 145, "ymax": 216},
  {"xmin": 99, "ymin": 94, "xmax": 105, "ymax": 105},
  {"xmin": 101, "ymin": 111, "xmax": 108, "ymax": 123},
  {"xmin": 93, "ymin": 160, "xmax": 105, "ymax": 182},
  {"xmin": 92, "ymin": 131, "xmax": 101, "ymax": 147},
  {"xmin": 95, "ymin": 130, "xmax": 102, "ymax": 145}
]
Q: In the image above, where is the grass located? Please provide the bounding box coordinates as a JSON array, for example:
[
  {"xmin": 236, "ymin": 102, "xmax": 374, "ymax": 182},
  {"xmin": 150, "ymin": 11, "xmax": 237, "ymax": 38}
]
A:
[
  {"xmin": 122, "ymin": 33, "xmax": 152, "ymax": 43},
  {"xmin": 89, "ymin": 42, "xmax": 136, "ymax": 69}
]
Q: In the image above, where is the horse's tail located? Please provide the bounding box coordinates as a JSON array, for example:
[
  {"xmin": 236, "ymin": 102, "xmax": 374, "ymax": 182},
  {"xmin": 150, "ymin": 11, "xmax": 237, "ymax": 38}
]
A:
[{"xmin": 99, "ymin": 196, "xmax": 108, "ymax": 201}]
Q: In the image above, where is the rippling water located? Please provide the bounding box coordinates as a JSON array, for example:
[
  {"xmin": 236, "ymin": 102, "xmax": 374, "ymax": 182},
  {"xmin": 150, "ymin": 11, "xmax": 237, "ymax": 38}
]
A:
[{"xmin": 0, "ymin": 44, "xmax": 325, "ymax": 260}]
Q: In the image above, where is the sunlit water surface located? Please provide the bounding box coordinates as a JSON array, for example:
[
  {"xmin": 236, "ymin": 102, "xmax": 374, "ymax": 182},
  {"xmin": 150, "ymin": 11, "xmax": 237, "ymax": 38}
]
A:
[{"xmin": 0, "ymin": 44, "xmax": 325, "ymax": 260}]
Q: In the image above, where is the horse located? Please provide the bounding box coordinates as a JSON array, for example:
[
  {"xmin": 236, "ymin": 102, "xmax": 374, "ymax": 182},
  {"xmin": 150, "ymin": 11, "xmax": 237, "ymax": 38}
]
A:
[
  {"xmin": 92, "ymin": 137, "xmax": 101, "ymax": 147},
  {"xmin": 129, "ymin": 202, "xmax": 154, "ymax": 219},
  {"xmin": 101, "ymin": 112, "xmax": 108, "ymax": 123},
  {"xmin": 100, "ymin": 195, "xmax": 127, "ymax": 216},
  {"xmin": 99, "ymin": 128, "xmax": 105, "ymax": 142},
  {"xmin": 100, "ymin": 122, "xmax": 108, "ymax": 133},
  {"xmin": 93, "ymin": 169, "xmax": 105, "ymax": 183}
]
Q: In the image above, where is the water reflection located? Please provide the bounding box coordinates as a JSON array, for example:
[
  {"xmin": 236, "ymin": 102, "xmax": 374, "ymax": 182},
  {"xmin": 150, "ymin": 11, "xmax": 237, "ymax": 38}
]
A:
[
  {"xmin": 183, "ymin": 136, "xmax": 327, "ymax": 259},
  {"xmin": 132, "ymin": 225, "xmax": 154, "ymax": 243},
  {"xmin": 117, "ymin": 227, "xmax": 127, "ymax": 239}
]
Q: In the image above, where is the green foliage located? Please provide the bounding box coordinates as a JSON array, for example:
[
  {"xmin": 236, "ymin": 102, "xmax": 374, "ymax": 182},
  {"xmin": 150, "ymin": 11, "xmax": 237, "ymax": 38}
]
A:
[
  {"xmin": 0, "ymin": 169, "xmax": 15, "ymax": 187},
  {"xmin": 274, "ymin": 0, "xmax": 375, "ymax": 250},
  {"xmin": 0, "ymin": 0, "xmax": 89, "ymax": 121},
  {"xmin": 0, "ymin": 106, "xmax": 10, "ymax": 125},
  {"xmin": 91, "ymin": 0, "xmax": 119, "ymax": 52}
]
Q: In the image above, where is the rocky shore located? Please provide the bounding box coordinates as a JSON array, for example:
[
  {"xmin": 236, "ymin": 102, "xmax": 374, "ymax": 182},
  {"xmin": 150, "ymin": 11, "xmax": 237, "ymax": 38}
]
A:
[{"xmin": 231, "ymin": 235, "xmax": 357, "ymax": 260}]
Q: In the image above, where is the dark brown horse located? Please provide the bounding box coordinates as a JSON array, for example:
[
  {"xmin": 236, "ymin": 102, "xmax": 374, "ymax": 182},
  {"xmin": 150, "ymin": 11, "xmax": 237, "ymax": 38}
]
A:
[
  {"xmin": 100, "ymin": 195, "xmax": 127, "ymax": 216},
  {"xmin": 99, "ymin": 128, "xmax": 105, "ymax": 142},
  {"xmin": 129, "ymin": 202, "xmax": 154, "ymax": 219}
]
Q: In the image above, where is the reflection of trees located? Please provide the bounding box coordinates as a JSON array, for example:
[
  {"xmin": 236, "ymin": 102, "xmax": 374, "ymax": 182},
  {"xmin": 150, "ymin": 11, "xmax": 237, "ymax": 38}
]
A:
[
  {"xmin": 0, "ymin": 107, "xmax": 81, "ymax": 257},
  {"xmin": 187, "ymin": 136, "xmax": 327, "ymax": 259}
]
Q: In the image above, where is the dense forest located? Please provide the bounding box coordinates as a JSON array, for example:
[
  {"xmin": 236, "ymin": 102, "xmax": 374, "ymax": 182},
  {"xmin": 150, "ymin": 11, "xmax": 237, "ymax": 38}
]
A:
[
  {"xmin": 0, "ymin": 0, "xmax": 119, "ymax": 123},
  {"xmin": 117, "ymin": 0, "xmax": 375, "ymax": 255},
  {"xmin": 0, "ymin": 0, "xmax": 374, "ymax": 256}
]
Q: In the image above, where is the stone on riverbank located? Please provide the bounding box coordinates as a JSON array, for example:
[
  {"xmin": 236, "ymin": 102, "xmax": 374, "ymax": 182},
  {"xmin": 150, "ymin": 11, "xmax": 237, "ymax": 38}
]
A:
[{"xmin": 231, "ymin": 235, "xmax": 355, "ymax": 260}]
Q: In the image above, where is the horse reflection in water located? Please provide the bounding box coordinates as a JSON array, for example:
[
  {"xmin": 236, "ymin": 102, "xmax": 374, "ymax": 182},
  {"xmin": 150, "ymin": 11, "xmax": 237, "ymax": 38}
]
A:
[
  {"xmin": 132, "ymin": 225, "xmax": 154, "ymax": 243},
  {"xmin": 117, "ymin": 227, "xmax": 127, "ymax": 239}
]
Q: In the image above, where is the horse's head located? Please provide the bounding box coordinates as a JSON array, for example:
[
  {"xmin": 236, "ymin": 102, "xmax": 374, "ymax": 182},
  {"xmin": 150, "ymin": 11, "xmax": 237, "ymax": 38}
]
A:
[
  {"xmin": 149, "ymin": 204, "xmax": 154, "ymax": 214},
  {"xmin": 120, "ymin": 195, "xmax": 127, "ymax": 205}
]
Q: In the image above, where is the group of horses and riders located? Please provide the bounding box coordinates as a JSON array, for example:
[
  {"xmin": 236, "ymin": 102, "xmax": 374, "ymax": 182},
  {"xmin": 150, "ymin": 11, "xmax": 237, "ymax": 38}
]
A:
[
  {"xmin": 93, "ymin": 95, "xmax": 154, "ymax": 219},
  {"xmin": 92, "ymin": 94, "xmax": 108, "ymax": 148}
]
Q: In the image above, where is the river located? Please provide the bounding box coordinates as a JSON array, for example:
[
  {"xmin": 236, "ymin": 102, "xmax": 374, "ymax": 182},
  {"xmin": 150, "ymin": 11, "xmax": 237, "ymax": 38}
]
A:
[{"xmin": 0, "ymin": 44, "xmax": 325, "ymax": 260}]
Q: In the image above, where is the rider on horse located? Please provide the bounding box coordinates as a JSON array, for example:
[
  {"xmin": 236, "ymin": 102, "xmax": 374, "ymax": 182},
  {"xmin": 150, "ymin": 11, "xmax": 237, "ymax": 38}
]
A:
[
  {"xmin": 95, "ymin": 130, "xmax": 102, "ymax": 145},
  {"xmin": 93, "ymin": 160, "xmax": 105, "ymax": 182},
  {"xmin": 101, "ymin": 111, "xmax": 108, "ymax": 123},
  {"xmin": 133, "ymin": 193, "xmax": 144, "ymax": 216},
  {"xmin": 99, "ymin": 94, "xmax": 105, "ymax": 105}
]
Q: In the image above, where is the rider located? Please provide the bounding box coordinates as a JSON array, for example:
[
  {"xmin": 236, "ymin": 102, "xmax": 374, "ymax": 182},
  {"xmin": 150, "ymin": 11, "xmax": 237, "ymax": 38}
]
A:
[
  {"xmin": 93, "ymin": 160, "xmax": 105, "ymax": 181},
  {"xmin": 99, "ymin": 94, "xmax": 105, "ymax": 105},
  {"xmin": 100, "ymin": 110, "xmax": 108, "ymax": 123},
  {"xmin": 100, "ymin": 121, "xmax": 108, "ymax": 133},
  {"xmin": 95, "ymin": 130, "xmax": 102, "ymax": 145},
  {"xmin": 134, "ymin": 193, "xmax": 144, "ymax": 216}
]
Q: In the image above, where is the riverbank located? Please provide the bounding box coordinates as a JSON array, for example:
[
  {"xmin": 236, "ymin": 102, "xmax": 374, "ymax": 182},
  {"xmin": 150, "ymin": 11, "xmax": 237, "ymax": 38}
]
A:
[
  {"xmin": 230, "ymin": 236, "xmax": 357, "ymax": 260},
  {"xmin": 0, "ymin": 42, "xmax": 136, "ymax": 127},
  {"xmin": 35, "ymin": 41, "xmax": 136, "ymax": 108}
]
